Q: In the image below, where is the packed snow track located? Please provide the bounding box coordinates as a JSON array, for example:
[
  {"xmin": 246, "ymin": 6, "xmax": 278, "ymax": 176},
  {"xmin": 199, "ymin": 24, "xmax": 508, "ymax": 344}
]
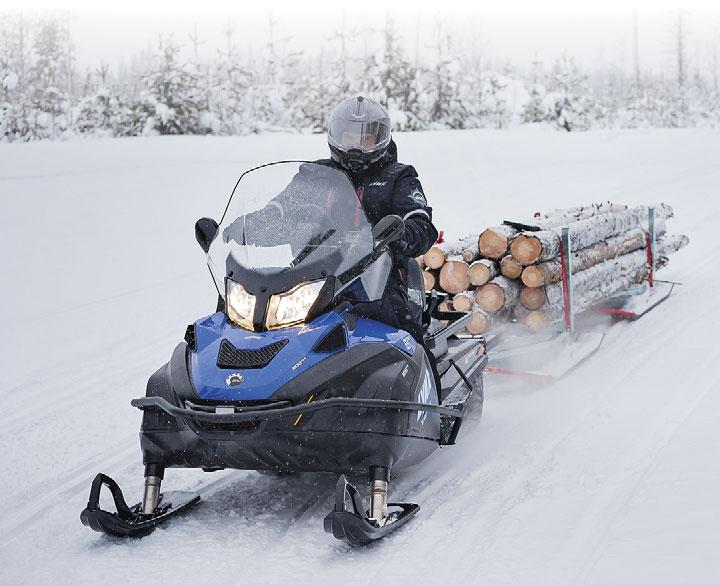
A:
[{"xmin": 1, "ymin": 129, "xmax": 718, "ymax": 585}]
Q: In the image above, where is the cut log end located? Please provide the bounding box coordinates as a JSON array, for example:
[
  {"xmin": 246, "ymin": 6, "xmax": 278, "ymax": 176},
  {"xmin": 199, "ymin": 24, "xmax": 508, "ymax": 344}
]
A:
[
  {"xmin": 451, "ymin": 292, "xmax": 474, "ymax": 312},
  {"xmin": 475, "ymin": 283, "xmax": 505, "ymax": 313},
  {"xmin": 519, "ymin": 286, "xmax": 546, "ymax": 310},
  {"xmin": 423, "ymin": 246, "xmax": 446, "ymax": 269},
  {"xmin": 439, "ymin": 260, "xmax": 470, "ymax": 295},
  {"xmin": 422, "ymin": 270, "xmax": 436, "ymax": 292},
  {"xmin": 465, "ymin": 310, "xmax": 489, "ymax": 335},
  {"xmin": 468, "ymin": 259, "xmax": 498, "ymax": 286},
  {"xmin": 521, "ymin": 265, "xmax": 544, "ymax": 288},
  {"xmin": 510, "ymin": 234, "xmax": 543, "ymax": 265},
  {"xmin": 500, "ymin": 256, "xmax": 523, "ymax": 279},
  {"xmin": 524, "ymin": 310, "xmax": 546, "ymax": 332},
  {"xmin": 479, "ymin": 229, "xmax": 510, "ymax": 260}
]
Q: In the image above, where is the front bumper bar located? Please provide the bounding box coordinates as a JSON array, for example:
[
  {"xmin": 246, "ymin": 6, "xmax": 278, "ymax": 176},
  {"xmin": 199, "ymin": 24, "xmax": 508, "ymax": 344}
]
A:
[{"xmin": 132, "ymin": 395, "xmax": 464, "ymax": 422}]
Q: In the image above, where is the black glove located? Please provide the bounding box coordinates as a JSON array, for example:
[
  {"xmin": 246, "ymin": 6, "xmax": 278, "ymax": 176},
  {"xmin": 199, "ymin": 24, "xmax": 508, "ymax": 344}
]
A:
[{"xmin": 390, "ymin": 238, "xmax": 409, "ymax": 253}]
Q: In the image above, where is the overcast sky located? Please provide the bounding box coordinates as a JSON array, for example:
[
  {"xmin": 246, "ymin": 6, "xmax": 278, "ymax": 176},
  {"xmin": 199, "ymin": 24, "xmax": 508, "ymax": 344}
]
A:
[{"xmin": 5, "ymin": 0, "xmax": 720, "ymax": 76}]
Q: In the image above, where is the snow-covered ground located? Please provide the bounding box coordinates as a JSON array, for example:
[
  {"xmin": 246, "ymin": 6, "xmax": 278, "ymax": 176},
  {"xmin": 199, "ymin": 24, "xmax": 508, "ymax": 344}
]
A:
[{"xmin": 1, "ymin": 128, "xmax": 718, "ymax": 585}]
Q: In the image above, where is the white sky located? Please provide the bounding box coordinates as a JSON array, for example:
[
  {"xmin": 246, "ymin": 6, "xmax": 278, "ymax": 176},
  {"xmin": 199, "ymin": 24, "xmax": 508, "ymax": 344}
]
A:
[{"xmin": 4, "ymin": 0, "xmax": 720, "ymax": 75}]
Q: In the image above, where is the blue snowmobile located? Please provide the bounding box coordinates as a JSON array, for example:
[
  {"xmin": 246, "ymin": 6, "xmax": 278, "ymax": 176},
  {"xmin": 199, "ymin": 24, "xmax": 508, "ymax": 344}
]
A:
[{"xmin": 81, "ymin": 161, "xmax": 487, "ymax": 546}]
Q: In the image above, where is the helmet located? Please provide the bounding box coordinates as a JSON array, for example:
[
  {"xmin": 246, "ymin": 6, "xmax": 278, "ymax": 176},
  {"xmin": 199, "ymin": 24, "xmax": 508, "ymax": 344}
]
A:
[{"xmin": 327, "ymin": 96, "xmax": 391, "ymax": 172}]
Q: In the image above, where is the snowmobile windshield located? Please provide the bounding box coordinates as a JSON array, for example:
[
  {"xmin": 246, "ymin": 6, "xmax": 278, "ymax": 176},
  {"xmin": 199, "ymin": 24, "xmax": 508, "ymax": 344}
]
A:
[{"xmin": 207, "ymin": 161, "xmax": 373, "ymax": 296}]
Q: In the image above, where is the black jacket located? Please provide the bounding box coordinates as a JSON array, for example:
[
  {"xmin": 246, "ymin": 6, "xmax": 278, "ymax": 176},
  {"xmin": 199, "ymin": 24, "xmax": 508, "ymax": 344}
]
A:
[{"xmin": 321, "ymin": 144, "xmax": 439, "ymax": 338}]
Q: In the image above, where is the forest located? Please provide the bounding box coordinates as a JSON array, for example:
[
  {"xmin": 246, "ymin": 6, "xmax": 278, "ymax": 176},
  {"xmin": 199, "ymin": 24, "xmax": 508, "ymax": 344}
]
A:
[{"xmin": 1, "ymin": 12, "xmax": 718, "ymax": 141}]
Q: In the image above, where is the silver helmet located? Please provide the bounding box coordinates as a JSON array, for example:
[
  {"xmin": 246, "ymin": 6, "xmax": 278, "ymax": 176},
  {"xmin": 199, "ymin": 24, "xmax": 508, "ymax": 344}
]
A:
[{"xmin": 327, "ymin": 96, "xmax": 391, "ymax": 172}]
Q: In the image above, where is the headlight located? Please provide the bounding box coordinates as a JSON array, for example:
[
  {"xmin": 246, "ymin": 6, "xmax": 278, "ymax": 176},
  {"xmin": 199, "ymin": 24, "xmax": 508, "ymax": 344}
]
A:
[
  {"xmin": 266, "ymin": 280, "xmax": 325, "ymax": 330},
  {"xmin": 226, "ymin": 279, "xmax": 256, "ymax": 330}
]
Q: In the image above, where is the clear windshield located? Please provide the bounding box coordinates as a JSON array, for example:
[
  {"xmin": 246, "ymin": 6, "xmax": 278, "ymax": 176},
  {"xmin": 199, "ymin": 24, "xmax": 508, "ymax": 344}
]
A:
[{"xmin": 208, "ymin": 161, "xmax": 373, "ymax": 296}]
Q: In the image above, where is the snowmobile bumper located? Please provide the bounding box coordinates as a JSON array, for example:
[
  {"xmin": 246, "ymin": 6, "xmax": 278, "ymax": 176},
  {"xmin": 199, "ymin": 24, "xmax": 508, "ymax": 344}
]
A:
[{"xmin": 134, "ymin": 395, "xmax": 465, "ymax": 474}]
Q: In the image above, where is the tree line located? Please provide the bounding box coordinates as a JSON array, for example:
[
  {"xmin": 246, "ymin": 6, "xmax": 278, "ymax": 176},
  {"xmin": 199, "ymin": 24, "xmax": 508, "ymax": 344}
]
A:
[{"xmin": 1, "ymin": 12, "xmax": 718, "ymax": 142}]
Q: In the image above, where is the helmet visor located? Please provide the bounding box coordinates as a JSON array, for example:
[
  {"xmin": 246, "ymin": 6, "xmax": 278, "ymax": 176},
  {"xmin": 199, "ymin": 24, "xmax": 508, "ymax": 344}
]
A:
[{"xmin": 328, "ymin": 119, "xmax": 390, "ymax": 154}]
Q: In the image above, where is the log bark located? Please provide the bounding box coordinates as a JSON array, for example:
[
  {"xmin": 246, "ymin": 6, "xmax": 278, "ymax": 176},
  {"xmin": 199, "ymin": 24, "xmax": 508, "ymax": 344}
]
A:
[
  {"xmin": 499, "ymin": 255, "xmax": 523, "ymax": 279},
  {"xmin": 478, "ymin": 225, "xmax": 517, "ymax": 260},
  {"xmin": 438, "ymin": 258, "xmax": 470, "ymax": 294},
  {"xmin": 537, "ymin": 202, "xmax": 629, "ymax": 227},
  {"xmin": 510, "ymin": 205, "xmax": 674, "ymax": 265},
  {"xmin": 474, "ymin": 276, "xmax": 521, "ymax": 313},
  {"xmin": 468, "ymin": 259, "xmax": 499, "ymax": 286},
  {"xmin": 520, "ymin": 226, "xmax": 663, "ymax": 287},
  {"xmin": 519, "ymin": 286, "xmax": 547, "ymax": 310},
  {"xmin": 539, "ymin": 234, "xmax": 687, "ymax": 323}
]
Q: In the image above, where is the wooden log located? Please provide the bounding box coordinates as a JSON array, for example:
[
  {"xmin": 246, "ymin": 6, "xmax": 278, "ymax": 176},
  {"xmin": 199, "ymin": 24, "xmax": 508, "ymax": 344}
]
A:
[
  {"xmin": 538, "ymin": 234, "xmax": 687, "ymax": 324},
  {"xmin": 474, "ymin": 276, "xmax": 521, "ymax": 313},
  {"xmin": 438, "ymin": 258, "xmax": 470, "ymax": 294},
  {"xmin": 520, "ymin": 224, "xmax": 666, "ymax": 288},
  {"xmin": 468, "ymin": 259, "xmax": 499, "ymax": 286},
  {"xmin": 499, "ymin": 255, "xmax": 523, "ymax": 279},
  {"xmin": 423, "ymin": 235, "xmax": 478, "ymax": 269},
  {"xmin": 423, "ymin": 246, "xmax": 447, "ymax": 269},
  {"xmin": 465, "ymin": 306, "xmax": 490, "ymax": 335},
  {"xmin": 537, "ymin": 202, "xmax": 629, "ymax": 227},
  {"xmin": 510, "ymin": 205, "xmax": 674, "ymax": 265},
  {"xmin": 519, "ymin": 286, "xmax": 547, "ymax": 310},
  {"xmin": 451, "ymin": 290, "xmax": 475, "ymax": 312},
  {"xmin": 514, "ymin": 306, "xmax": 547, "ymax": 332},
  {"xmin": 422, "ymin": 269, "xmax": 436, "ymax": 292},
  {"xmin": 462, "ymin": 245, "xmax": 479, "ymax": 263},
  {"xmin": 478, "ymin": 225, "xmax": 517, "ymax": 260}
]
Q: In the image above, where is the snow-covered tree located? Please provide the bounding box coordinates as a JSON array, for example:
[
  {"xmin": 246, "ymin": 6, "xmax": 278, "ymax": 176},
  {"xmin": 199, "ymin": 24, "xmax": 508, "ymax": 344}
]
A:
[
  {"xmin": 544, "ymin": 54, "xmax": 593, "ymax": 132},
  {"xmin": 138, "ymin": 36, "xmax": 209, "ymax": 135},
  {"xmin": 27, "ymin": 16, "xmax": 74, "ymax": 139}
]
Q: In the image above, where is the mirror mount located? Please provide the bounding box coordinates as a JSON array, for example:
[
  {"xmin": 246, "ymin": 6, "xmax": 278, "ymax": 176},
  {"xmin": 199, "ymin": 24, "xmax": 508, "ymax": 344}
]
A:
[{"xmin": 195, "ymin": 217, "xmax": 219, "ymax": 253}]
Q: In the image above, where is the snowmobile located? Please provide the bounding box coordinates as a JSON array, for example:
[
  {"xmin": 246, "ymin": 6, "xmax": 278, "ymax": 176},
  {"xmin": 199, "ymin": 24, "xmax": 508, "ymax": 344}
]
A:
[{"xmin": 81, "ymin": 161, "xmax": 487, "ymax": 546}]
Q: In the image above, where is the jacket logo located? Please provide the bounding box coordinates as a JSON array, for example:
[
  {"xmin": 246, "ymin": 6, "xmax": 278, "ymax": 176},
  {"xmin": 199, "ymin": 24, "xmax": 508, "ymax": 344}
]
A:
[
  {"xmin": 410, "ymin": 189, "xmax": 426, "ymax": 204},
  {"xmin": 225, "ymin": 373, "xmax": 245, "ymax": 387},
  {"xmin": 368, "ymin": 181, "xmax": 387, "ymax": 186}
]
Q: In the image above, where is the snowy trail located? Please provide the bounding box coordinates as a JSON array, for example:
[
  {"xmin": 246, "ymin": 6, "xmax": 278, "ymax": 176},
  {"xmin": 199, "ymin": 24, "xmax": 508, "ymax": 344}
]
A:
[{"xmin": 0, "ymin": 129, "xmax": 718, "ymax": 585}]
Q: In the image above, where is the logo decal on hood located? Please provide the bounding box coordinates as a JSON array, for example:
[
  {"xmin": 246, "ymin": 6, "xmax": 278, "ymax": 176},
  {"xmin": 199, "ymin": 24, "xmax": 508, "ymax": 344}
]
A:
[{"xmin": 225, "ymin": 373, "xmax": 245, "ymax": 387}]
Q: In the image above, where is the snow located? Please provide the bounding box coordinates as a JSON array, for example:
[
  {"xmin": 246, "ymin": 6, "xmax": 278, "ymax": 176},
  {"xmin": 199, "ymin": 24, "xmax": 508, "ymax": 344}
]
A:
[{"xmin": 1, "ymin": 128, "xmax": 718, "ymax": 585}]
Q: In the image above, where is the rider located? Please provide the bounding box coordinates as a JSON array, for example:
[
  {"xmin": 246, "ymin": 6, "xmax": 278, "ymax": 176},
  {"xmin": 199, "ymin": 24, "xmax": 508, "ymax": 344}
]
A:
[{"xmin": 324, "ymin": 96, "xmax": 439, "ymax": 342}]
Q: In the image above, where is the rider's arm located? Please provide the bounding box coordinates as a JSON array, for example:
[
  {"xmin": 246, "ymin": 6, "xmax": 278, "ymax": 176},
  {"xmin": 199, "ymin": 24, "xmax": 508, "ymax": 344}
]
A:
[{"xmin": 390, "ymin": 167, "xmax": 439, "ymax": 257}]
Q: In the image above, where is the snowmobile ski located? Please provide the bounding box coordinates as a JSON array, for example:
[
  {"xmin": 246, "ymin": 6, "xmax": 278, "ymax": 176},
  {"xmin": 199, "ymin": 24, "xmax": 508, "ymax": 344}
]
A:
[
  {"xmin": 324, "ymin": 474, "xmax": 419, "ymax": 547},
  {"xmin": 80, "ymin": 473, "xmax": 200, "ymax": 538}
]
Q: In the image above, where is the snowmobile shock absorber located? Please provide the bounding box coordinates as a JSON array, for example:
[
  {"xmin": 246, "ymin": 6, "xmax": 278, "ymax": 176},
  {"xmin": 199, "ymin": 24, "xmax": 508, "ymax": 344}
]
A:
[
  {"xmin": 369, "ymin": 466, "xmax": 389, "ymax": 524},
  {"xmin": 142, "ymin": 464, "xmax": 164, "ymax": 515}
]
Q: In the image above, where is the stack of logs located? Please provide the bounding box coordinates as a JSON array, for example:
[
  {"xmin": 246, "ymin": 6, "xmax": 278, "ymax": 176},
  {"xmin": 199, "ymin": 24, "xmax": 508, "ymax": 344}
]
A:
[{"xmin": 419, "ymin": 203, "xmax": 689, "ymax": 335}]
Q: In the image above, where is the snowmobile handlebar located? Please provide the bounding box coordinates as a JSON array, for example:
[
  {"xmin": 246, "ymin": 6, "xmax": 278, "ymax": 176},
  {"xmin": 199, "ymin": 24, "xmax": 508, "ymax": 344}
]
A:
[{"xmin": 131, "ymin": 395, "xmax": 464, "ymax": 423}]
